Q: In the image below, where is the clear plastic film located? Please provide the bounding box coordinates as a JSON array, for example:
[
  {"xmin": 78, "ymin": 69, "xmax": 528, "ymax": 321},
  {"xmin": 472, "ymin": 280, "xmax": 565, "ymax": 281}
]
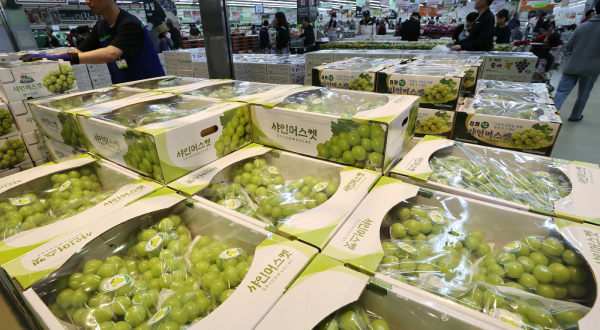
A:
[
  {"xmin": 185, "ymin": 81, "xmax": 275, "ymax": 100},
  {"xmin": 320, "ymin": 57, "xmax": 400, "ymax": 71},
  {"xmin": 468, "ymin": 99, "xmax": 558, "ymax": 122},
  {"xmin": 475, "ymin": 88, "xmax": 553, "ymax": 104},
  {"xmin": 42, "ymin": 88, "xmax": 140, "ymax": 111},
  {"xmin": 414, "ymin": 54, "xmax": 481, "ymax": 61},
  {"xmin": 126, "ymin": 77, "xmax": 207, "ymax": 90},
  {"xmin": 409, "ymin": 58, "xmax": 479, "ymax": 67},
  {"xmin": 427, "ymin": 143, "xmax": 572, "ymax": 214},
  {"xmin": 384, "ymin": 64, "xmax": 465, "ymax": 77},
  {"xmin": 0, "ymin": 163, "xmax": 129, "ymax": 241},
  {"xmin": 40, "ymin": 207, "xmax": 256, "ymax": 330},
  {"xmin": 375, "ymin": 193, "xmax": 595, "ymax": 330},
  {"xmin": 314, "ymin": 302, "xmax": 392, "ymax": 330},
  {"xmin": 198, "ymin": 153, "xmax": 340, "ymax": 228},
  {"xmin": 476, "ymin": 80, "xmax": 549, "ymax": 94}
]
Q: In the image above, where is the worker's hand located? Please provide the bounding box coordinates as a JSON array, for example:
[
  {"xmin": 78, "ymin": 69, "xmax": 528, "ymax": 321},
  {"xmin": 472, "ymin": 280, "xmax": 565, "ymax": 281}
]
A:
[
  {"xmin": 450, "ymin": 45, "xmax": 462, "ymax": 51},
  {"xmin": 446, "ymin": 42, "xmax": 455, "ymax": 47},
  {"xmin": 20, "ymin": 53, "xmax": 72, "ymax": 63}
]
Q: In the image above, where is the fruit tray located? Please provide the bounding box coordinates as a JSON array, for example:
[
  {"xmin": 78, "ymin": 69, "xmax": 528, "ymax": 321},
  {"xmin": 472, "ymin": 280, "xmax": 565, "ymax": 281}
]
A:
[
  {"xmin": 376, "ymin": 65, "xmax": 467, "ymax": 111},
  {"xmin": 116, "ymin": 76, "xmax": 208, "ymax": 92},
  {"xmin": 312, "ymin": 57, "xmax": 403, "ymax": 92},
  {"xmin": 390, "ymin": 136, "xmax": 600, "ymax": 223},
  {"xmin": 168, "ymin": 144, "xmax": 380, "ymax": 250},
  {"xmin": 74, "ymin": 93, "xmax": 249, "ymax": 183},
  {"xmin": 3, "ymin": 188, "xmax": 318, "ymax": 330},
  {"xmin": 29, "ymin": 87, "xmax": 142, "ymax": 149},
  {"xmin": 324, "ymin": 176, "xmax": 600, "ymax": 330}
]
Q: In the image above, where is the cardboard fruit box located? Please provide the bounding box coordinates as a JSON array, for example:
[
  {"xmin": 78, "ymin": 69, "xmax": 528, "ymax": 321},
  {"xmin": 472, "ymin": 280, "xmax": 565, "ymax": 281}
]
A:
[
  {"xmin": 389, "ymin": 136, "xmax": 600, "ymax": 223},
  {"xmin": 168, "ymin": 144, "xmax": 381, "ymax": 250},
  {"xmin": 172, "ymin": 79, "xmax": 302, "ymax": 103},
  {"xmin": 311, "ymin": 57, "xmax": 404, "ymax": 91},
  {"xmin": 115, "ymin": 75, "xmax": 209, "ymax": 92},
  {"xmin": 41, "ymin": 135, "xmax": 85, "ymax": 163},
  {"xmin": 408, "ymin": 57, "xmax": 483, "ymax": 95},
  {"xmin": 250, "ymin": 86, "xmax": 420, "ymax": 174},
  {"xmin": 74, "ymin": 93, "xmax": 252, "ymax": 183},
  {"xmin": 324, "ymin": 176, "xmax": 599, "ymax": 330},
  {"xmin": 3, "ymin": 188, "xmax": 318, "ymax": 330},
  {"xmin": 415, "ymin": 108, "xmax": 456, "ymax": 139},
  {"xmin": 376, "ymin": 65, "xmax": 467, "ymax": 111},
  {"xmin": 257, "ymin": 254, "xmax": 501, "ymax": 330},
  {"xmin": 453, "ymin": 98, "xmax": 562, "ymax": 157}
]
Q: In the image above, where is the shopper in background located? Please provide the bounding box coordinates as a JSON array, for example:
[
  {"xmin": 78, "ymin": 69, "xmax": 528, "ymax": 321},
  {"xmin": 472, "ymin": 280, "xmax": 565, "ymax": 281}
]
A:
[
  {"xmin": 156, "ymin": 25, "xmax": 170, "ymax": 54},
  {"xmin": 458, "ymin": 18, "xmax": 463, "ymax": 23},
  {"xmin": 553, "ymin": 2, "xmax": 600, "ymax": 121},
  {"xmin": 66, "ymin": 34, "xmax": 75, "ymax": 47},
  {"xmin": 435, "ymin": 17, "xmax": 440, "ymax": 24},
  {"xmin": 428, "ymin": 17, "xmax": 435, "ymax": 24},
  {"xmin": 452, "ymin": 12, "xmax": 477, "ymax": 43},
  {"xmin": 451, "ymin": 0, "xmax": 494, "ymax": 51},
  {"xmin": 508, "ymin": 12, "xmax": 520, "ymax": 30},
  {"xmin": 70, "ymin": 28, "xmax": 83, "ymax": 46},
  {"xmin": 299, "ymin": 17, "xmax": 315, "ymax": 47},
  {"xmin": 544, "ymin": 15, "xmax": 556, "ymax": 32},
  {"xmin": 494, "ymin": 9, "xmax": 511, "ymax": 44},
  {"xmin": 259, "ymin": 20, "xmax": 271, "ymax": 53},
  {"xmin": 327, "ymin": 13, "xmax": 339, "ymax": 41},
  {"xmin": 44, "ymin": 27, "xmax": 60, "ymax": 48},
  {"xmin": 377, "ymin": 17, "xmax": 387, "ymax": 35},
  {"xmin": 394, "ymin": 18, "xmax": 402, "ymax": 37},
  {"xmin": 357, "ymin": 10, "xmax": 376, "ymax": 36},
  {"xmin": 533, "ymin": 12, "xmax": 547, "ymax": 33},
  {"xmin": 189, "ymin": 24, "xmax": 200, "ymax": 36},
  {"xmin": 349, "ymin": 20, "xmax": 356, "ymax": 30},
  {"xmin": 251, "ymin": 25, "xmax": 257, "ymax": 34},
  {"xmin": 166, "ymin": 18, "xmax": 182, "ymax": 49},
  {"xmin": 529, "ymin": 12, "xmax": 540, "ymax": 34},
  {"xmin": 148, "ymin": 20, "xmax": 160, "ymax": 50},
  {"xmin": 581, "ymin": 9, "xmax": 595, "ymax": 23},
  {"xmin": 513, "ymin": 32, "xmax": 562, "ymax": 72},
  {"xmin": 451, "ymin": 19, "xmax": 457, "ymax": 24},
  {"xmin": 559, "ymin": 24, "xmax": 577, "ymax": 42},
  {"xmin": 271, "ymin": 12, "xmax": 290, "ymax": 54},
  {"xmin": 21, "ymin": 0, "xmax": 164, "ymax": 84},
  {"xmin": 401, "ymin": 12, "xmax": 421, "ymax": 41}
]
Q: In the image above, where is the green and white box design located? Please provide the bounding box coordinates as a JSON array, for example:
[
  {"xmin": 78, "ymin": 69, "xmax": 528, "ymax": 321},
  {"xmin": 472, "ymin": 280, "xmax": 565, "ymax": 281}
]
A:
[
  {"xmin": 312, "ymin": 58, "xmax": 402, "ymax": 92},
  {"xmin": 415, "ymin": 108, "xmax": 455, "ymax": 138},
  {"xmin": 250, "ymin": 87, "xmax": 420, "ymax": 174},
  {"xmin": 168, "ymin": 144, "xmax": 381, "ymax": 250},
  {"xmin": 390, "ymin": 136, "xmax": 600, "ymax": 224},
  {"xmin": 4, "ymin": 188, "xmax": 317, "ymax": 330},
  {"xmin": 41, "ymin": 135, "xmax": 84, "ymax": 163}
]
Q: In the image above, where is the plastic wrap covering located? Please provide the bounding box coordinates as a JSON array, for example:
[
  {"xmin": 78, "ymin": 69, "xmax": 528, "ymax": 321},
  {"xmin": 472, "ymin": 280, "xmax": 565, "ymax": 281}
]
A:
[
  {"xmin": 0, "ymin": 163, "xmax": 128, "ymax": 241},
  {"xmin": 475, "ymin": 88, "xmax": 553, "ymax": 104},
  {"xmin": 428, "ymin": 143, "xmax": 572, "ymax": 215},
  {"xmin": 469, "ymin": 99, "xmax": 558, "ymax": 121},
  {"xmin": 127, "ymin": 77, "xmax": 207, "ymax": 90},
  {"xmin": 375, "ymin": 195, "xmax": 594, "ymax": 330},
  {"xmin": 277, "ymin": 88, "xmax": 388, "ymax": 118},
  {"xmin": 384, "ymin": 65, "xmax": 465, "ymax": 77},
  {"xmin": 41, "ymin": 88, "xmax": 140, "ymax": 111},
  {"xmin": 415, "ymin": 54, "xmax": 481, "ymax": 61},
  {"xmin": 37, "ymin": 208, "xmax": 256, "ymax": 330},
  {"xmin": 410, "ymin": 58, "xmax": 479, "ymax": 67},
  {"xmin": 477, "ymin": 80, "xmax": 549, "ymax": 93},
  {"xmin": 185, "ymin": 81, "xmax": 274, "ymax": 100},
  {"xmin": 0, "ymin": 138, "xmax": 27, "ymax": 169},
  {"xmin": 198, "ymin": 154, "xmax": 340, "ymax": 228},
  {"xmin": 95, "ymin": 96, "xmax": 216, "ymax": 129},
  {"xmin": 320, "ymin": 57, "xmax": 400, "ymax": 71},
  {"xmin": 314, "ymin": 302, "xmax": 392, "ymax": 330}
]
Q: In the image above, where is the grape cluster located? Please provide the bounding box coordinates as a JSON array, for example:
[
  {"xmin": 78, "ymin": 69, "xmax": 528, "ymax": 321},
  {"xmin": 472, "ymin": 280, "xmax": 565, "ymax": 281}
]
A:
[
  {"xmin": 123, "ymin": 135, "xmax": 163, "ymax": 182},
  {"xmin": 475, "ymin": 236, "xmax": 592, "ymax": 301},
  {"xmin": 0, "ymin": 138, "xmax": 27, "ymax": 169},
  {"xmin": 0, "ymin": 166, "xmax": 108, "ymax": 240},
  {"xmin": 43, "ymin": 64, "xmax": 75, "ymax": 93},
  {"xmin": 282, "ymin": 98, "xmax": 386, "ymax": 118},
  {"xmin": 214, "ymin": 107, "xmax": 251, "ymax": 158},
  {"xmin": 421, "ymin": 83, "xmax": 457, "ymax": 104},
  {"xmin": 317, "ymin": 122, "xmax": 386, "ymax": 170},
  {"xmin": 507, "ymin": 128, "xmax": 550, "ymax": 150},
  {"xmin": 59, "ymin": 114, "xmax": 84, "ymax": 148},
  {"xmin": 348, "ymin": 77, "xmax": 373, "ymax": 92},
  {"xmin": 47, "ymin": 214, "xmax": 254, "ymax": 330},
  {"xmin": 515, "ymin": 59, "xmax": 530, "ymax": 74},
  {"xmin": 415, "ymin": 115, "xmax": 451, "ymax": 135},
  {"xmin": 378, "ymin": 203, "xmax": 491, "ymax": 286},
  {"xmin": 316, "ymin": 303, "xmax": 391, "ymax": 330},
  {"xmin": 50, "ymin": 97, "xmax": 83, "ymax": 111},
  {"xmin": 0, "ymin": 109, "xmax": 14, "ymax": 136},
  {"xmin": 202, "ymin": 158, "xmax": 338, "ymax": 228}
]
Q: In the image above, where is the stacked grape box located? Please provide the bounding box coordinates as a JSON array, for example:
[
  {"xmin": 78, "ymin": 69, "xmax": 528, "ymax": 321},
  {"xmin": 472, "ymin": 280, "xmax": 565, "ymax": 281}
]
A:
[{"xmin": 163, "ymin": 49, "xmax": 208, "ymax": 78}]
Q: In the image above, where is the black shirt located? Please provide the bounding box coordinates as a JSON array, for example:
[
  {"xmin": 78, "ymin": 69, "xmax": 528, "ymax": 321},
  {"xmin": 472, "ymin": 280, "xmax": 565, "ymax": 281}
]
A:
[
  {"xmin": 275, "ymin": 26, "xmax": 290, "ymax": 50},
  {"xmin": 77, "ymin": 13, "xmax": 145, "ymax": 58},
  {"xmin": 401, "ymin": 18, "xmax": 420, "ymax": 41},
  {"xmin": 299, "ymin": 24, "xmax": 315, "ymax": 46},
  {"xmin": 169, "ymin": 26, "xmax": 183, "ymax": 49},
  {"xmin": 189, "ymin": 27, "xmax": 200, "ymax": 36},
  {"xmin": 508, "ymin": 18, "xmax": 520, "ymax": 30},
  {"xmin": 45, "ymin": 35, "xmax": 60, "ymax": 48},
  {"xmin": 494, "ymin": 25, "xmax": 511, "ymax": 44},
  {"xmin": 453, "ymin": 24, "xmax": 465, "ymax": 42},
  {"xmin": 456, "ymin": 8, "xmax": 494, "ymax": 51}
]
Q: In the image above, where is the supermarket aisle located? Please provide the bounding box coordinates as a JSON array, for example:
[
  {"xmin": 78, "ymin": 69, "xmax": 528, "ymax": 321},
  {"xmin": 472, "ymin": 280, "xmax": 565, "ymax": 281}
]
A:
[{"xmin": 550, "ymin": 65, "xmax": 600, "ymax": 165}]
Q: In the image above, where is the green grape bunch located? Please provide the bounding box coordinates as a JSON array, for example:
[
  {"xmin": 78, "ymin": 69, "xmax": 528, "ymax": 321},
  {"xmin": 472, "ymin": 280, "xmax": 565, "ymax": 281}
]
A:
[
  {"xmin": 416, "ymin": 112, "xmax": 451, "ymax": 135},
  {"xmin": 123, "ymin": 134, "xmax": 163, "ymax": 182},
  {"xmin": 507, "ymin": 128, "xmax": 551, "ymax": 150},
  {"xmin": 0, "ymin": 138, "xmax": 26, "ymax": 169},
  {"xmin": 316, "ymin": 303, "xmax": 391, "ymax": 330},
  {"xmin": 58, "ymin": 113, "xmax": 84, "ymax": 148},
  {"xmin": 42, "ymin": 64, "xmax": 76, "ymax": 93},
  {"xmin": 46, "ymin": 213, "xmax": 254, "ymax": 329},
  {"xmin": 214, "ymin": 107, "xmax": 251, "ymax": 158},
  {"xmin": 422, "ymin": 82, "xmax": 457, "ymax": 104},
  {"xmin": 50, "ymin": 97, "xmax": 83, "ymax": 111},
  {"xmin": 189, "ymin": 83, "xmax": 272, "ymax": 100},
  {"xmin": 317, "ymin": 121, "xmax": 386, "ymax": 170},
  {"xmin": 348, "ymin": 73, "xmax": 374, "ymax": 92},
  {"xmin": 0, "ymin": 108, "xmax": 14, "ymax": 136}
]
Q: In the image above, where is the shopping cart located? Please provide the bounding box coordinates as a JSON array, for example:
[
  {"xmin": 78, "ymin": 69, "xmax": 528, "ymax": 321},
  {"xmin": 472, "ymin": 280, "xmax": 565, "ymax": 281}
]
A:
[{"xmin": 530, "ymin": 43, "xmax": 567, "ymax": 92}]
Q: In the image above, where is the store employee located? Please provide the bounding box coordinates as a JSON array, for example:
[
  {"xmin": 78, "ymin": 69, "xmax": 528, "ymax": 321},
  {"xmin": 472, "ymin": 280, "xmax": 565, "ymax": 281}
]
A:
[{"xmin": 21, "ymin": 0, "xmax": 164, "ymax": 84}]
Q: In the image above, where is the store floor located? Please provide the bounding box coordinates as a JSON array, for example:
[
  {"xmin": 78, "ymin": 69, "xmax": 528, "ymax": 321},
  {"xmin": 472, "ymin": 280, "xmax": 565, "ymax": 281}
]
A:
[{"xmin": 549, "ymin": 65, "xmax": 600, "ymax": 164}]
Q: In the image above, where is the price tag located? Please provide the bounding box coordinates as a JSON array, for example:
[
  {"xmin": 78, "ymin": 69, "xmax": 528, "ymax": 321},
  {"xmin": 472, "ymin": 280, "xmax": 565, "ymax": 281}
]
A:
[
  {"xmin": 116, "ymin": 59, "xmax": 128, "ymax": 69},
  {"xmin": 52, "ymin": 25, "xmax": 60, "ymax": 32}
]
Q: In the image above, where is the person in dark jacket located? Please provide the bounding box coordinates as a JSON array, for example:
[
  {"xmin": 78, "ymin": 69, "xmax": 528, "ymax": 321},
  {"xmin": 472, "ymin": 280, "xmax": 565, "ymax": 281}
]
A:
[
  {"xmin": 271, "ymin": 12, "xmax": 290, "ymax": 54},
  {"xmin": 259, "ymin": 20, "xmax": 271, "ymax": 52},
  {"xmin": 377, "ymin": 17, "xmax": 387, "ymax": 35},
  {"xmin": 394, "ymin": 18, "xmax": 402, "ymax": 37},
  {"xmin": 533, "ymin": 12, "xmax": 547, "ymax": 33},
  {"xmin": 513, "ymin": 32, "xmax": 563, "ymax": 72},
  {"xmin": 401, "ymin": 12, "xmax": 421, "ymax": 41},
  {"xmin": 189, "ymin": 24, "xmax": 200, "ymax": 36},
  {"xmin": 508, "ymin": 12, "xmax": 520, "ymax": 30},
  {"xmin": 44, "ymin": 27, "xmax": 60, "ymax": 48},
  {"xmin": 494, "ymin": 9, "xmax": 511, "ymax": 43},
  {"xmin": 166, "ymin": 17, "xmax": 182, "ymax": 49},
  {"xmin": 452, "ymin": 12, "xmax": 477, "ymax": 43},
  {"xmin": 451, "ymin": 0, "xmax": 494, "ymax": 51},
  {"xmin": 299, "ymin": 17, "xmax": 315, "ymax": 46}
]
